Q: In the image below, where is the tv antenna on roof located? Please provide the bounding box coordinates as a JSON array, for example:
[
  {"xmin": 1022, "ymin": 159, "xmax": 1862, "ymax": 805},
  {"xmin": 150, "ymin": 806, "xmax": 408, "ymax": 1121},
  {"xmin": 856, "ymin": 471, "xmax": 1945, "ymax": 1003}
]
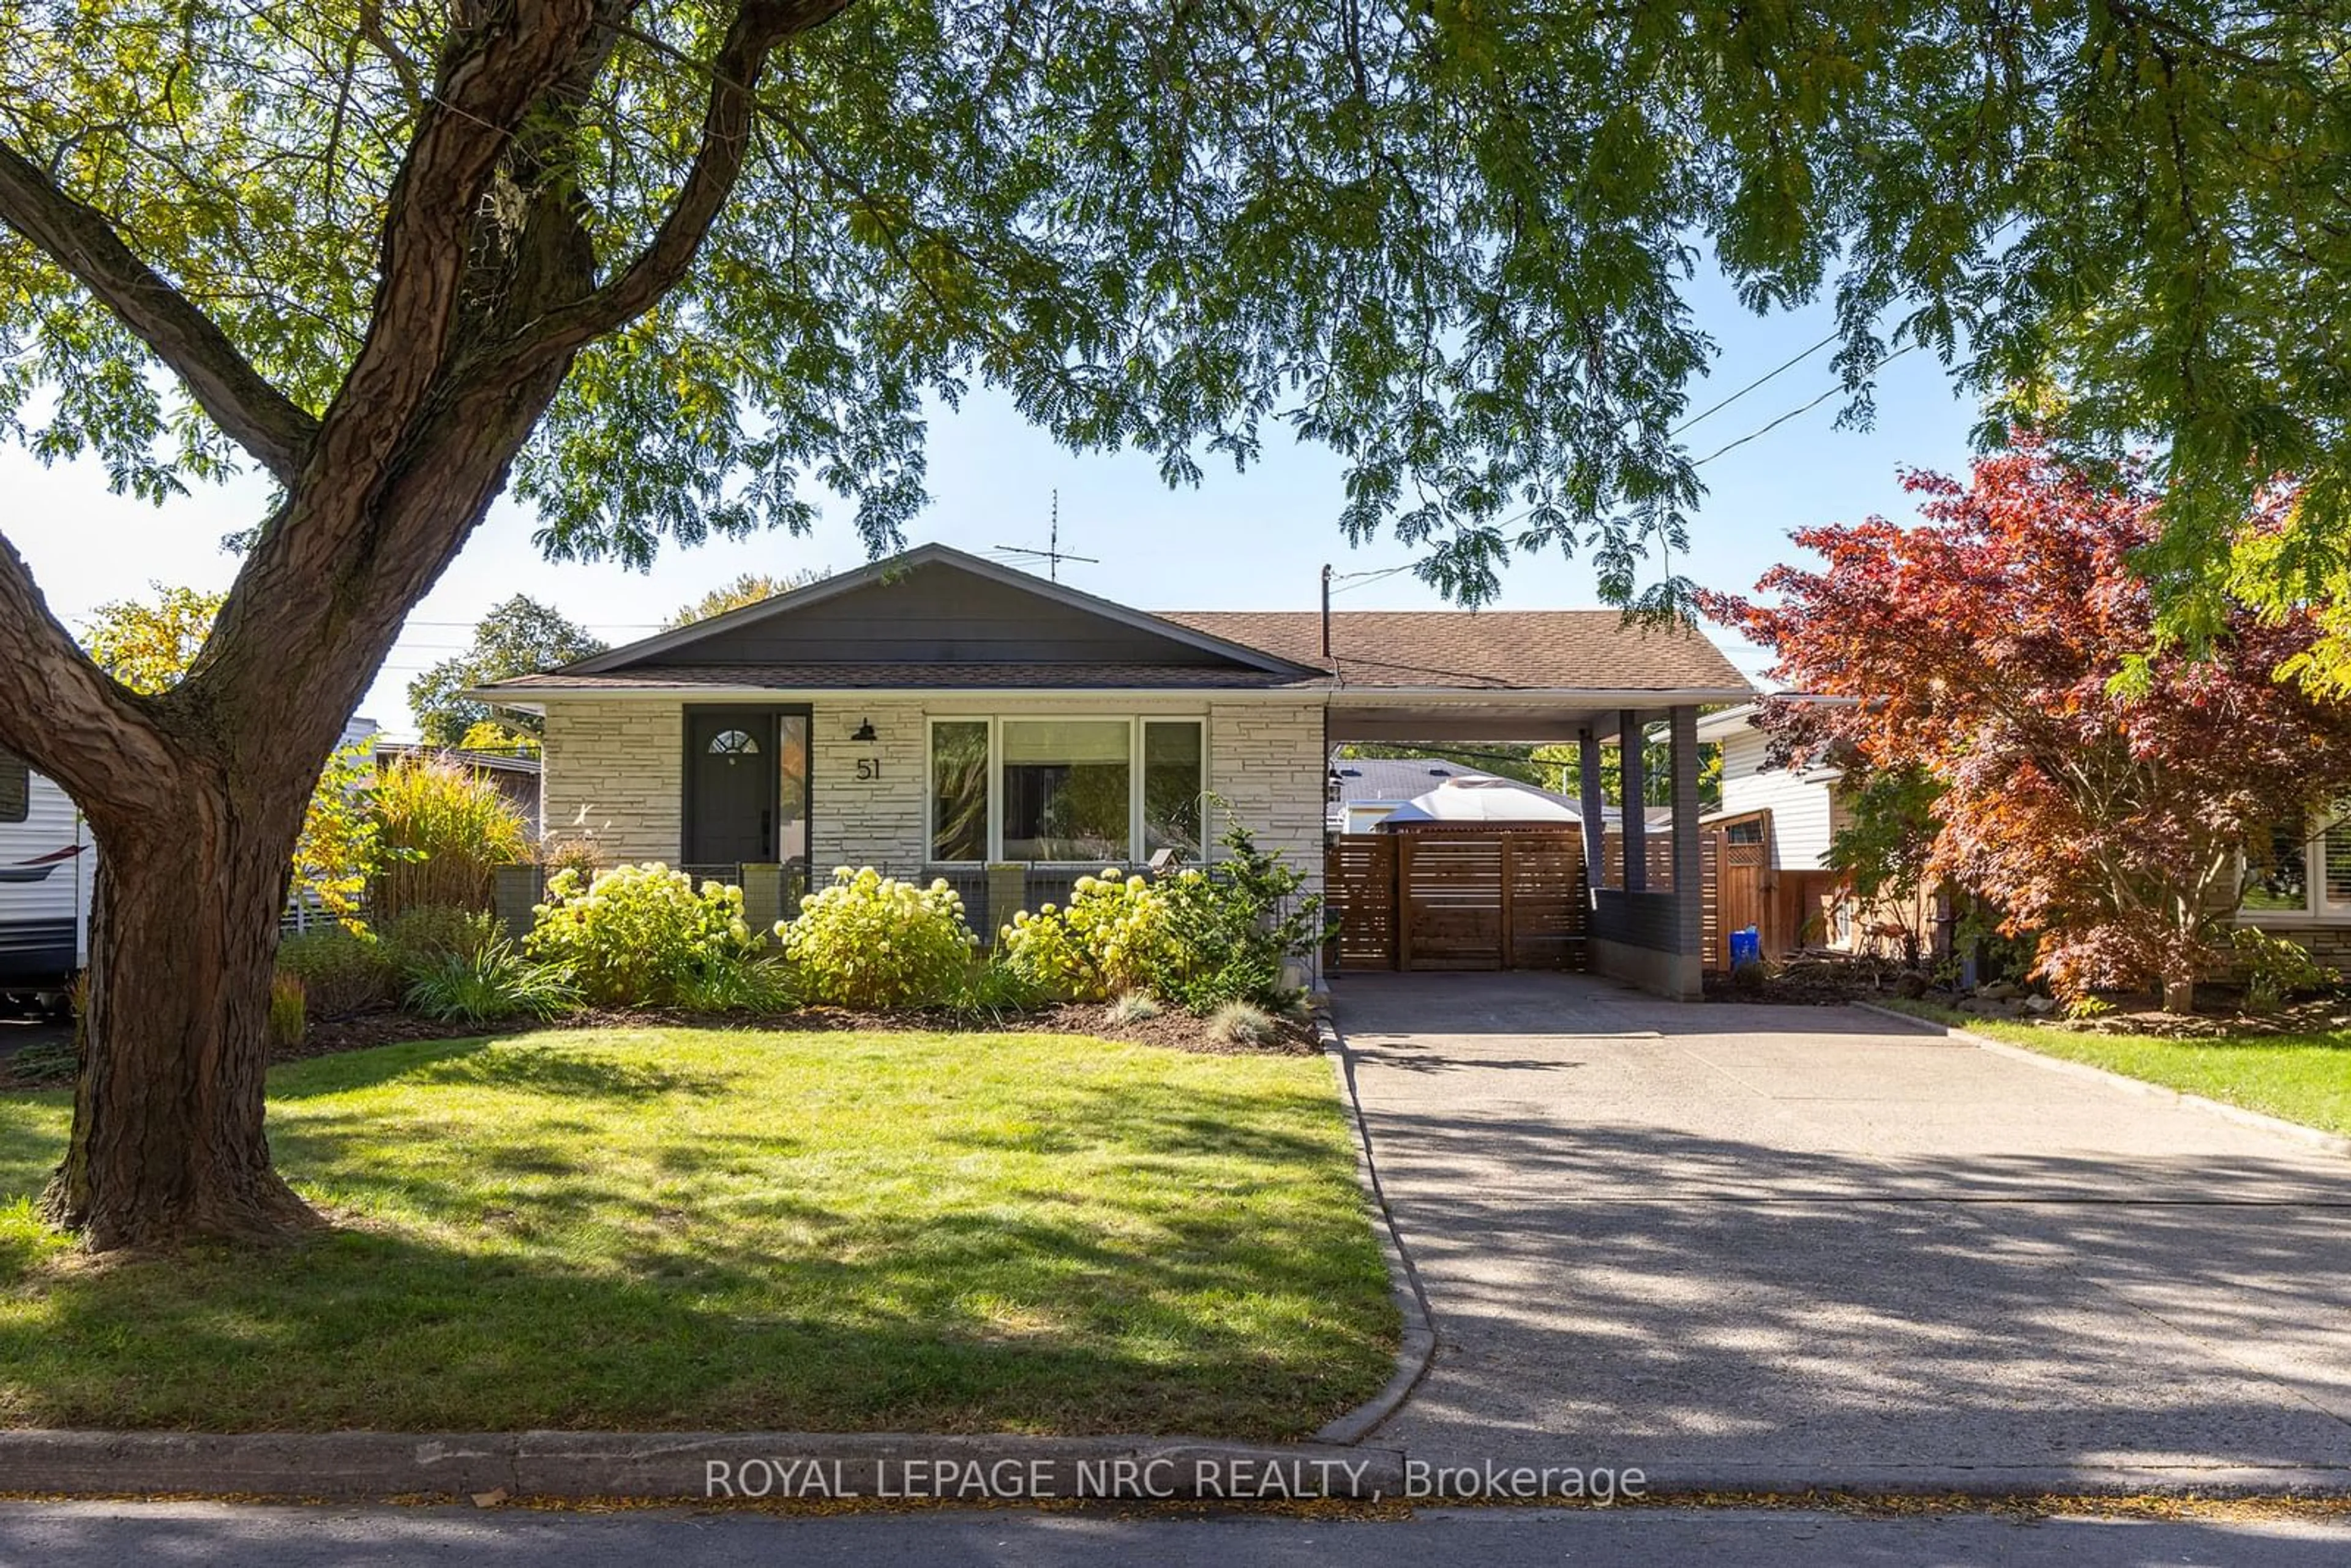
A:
[{"xmin": 991, "ymin": 490, "xmax": 1098, "ymax": 582}]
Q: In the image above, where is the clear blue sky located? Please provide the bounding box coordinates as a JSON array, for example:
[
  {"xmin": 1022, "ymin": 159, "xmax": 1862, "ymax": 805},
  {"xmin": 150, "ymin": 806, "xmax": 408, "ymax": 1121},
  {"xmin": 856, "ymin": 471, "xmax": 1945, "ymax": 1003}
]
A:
[{"xmin": 2, "ymin": 264, "xmax": 1979, "ymax": 737}]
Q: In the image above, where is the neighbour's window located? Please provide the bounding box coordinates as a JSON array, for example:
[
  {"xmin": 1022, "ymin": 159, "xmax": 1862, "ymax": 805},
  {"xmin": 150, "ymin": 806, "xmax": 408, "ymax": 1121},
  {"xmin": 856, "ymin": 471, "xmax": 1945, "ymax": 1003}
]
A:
[
  {"xmin": 2328, "ymin": 816, "xmax": 2351, "ymax": 911},
  {"xmin": 0, "ymin": 747, "xmax": 25, "ymax": 824},
  {"xmin": 1142, "ymin": 721, "xmax": 1204, "ymax": 861},
  {"xmin": 930, "ymin": 720, "xmax": 990, "ymax": 862},
  {"xmin": 1002, "ymin": 719, "xmax": 1130, "ymax": 863},
  {"xmin": 1724, "ymin": 819, "xmax": 1765, "ymax": 846}
]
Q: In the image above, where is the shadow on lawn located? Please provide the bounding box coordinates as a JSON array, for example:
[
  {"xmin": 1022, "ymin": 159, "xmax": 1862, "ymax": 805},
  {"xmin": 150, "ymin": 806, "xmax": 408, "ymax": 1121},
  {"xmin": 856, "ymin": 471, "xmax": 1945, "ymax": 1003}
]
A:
[{"xmin": 0, "ymin": 1060, "xmax": 1395, "ymax": 1440}]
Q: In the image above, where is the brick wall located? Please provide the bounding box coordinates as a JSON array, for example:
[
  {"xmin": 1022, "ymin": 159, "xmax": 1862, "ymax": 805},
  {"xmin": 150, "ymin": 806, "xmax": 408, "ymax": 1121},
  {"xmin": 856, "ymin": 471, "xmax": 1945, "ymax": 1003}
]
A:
[{"xmin": 539, "ymin": 699, "xmax": 683, "ymax": 863}]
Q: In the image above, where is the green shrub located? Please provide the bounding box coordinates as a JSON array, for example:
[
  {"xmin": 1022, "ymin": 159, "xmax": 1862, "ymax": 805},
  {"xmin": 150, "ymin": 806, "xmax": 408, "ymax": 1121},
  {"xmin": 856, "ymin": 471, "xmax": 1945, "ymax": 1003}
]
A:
[
  {"xmin": 998, "ymin": 870, "xmax": 1172, "ymax": 1002},
  {"xmin": 370, "ymin": 755, "xmax": 531, "ymax": 918},
  {"xmin": 378, "ymin": 905, "xmax": 500, "ymax": 982},
  {"xmin": 266, "ymin": 973, "xmax": 307, "ymax": 1051},
  {"xmin": 672, "ymin": 955, "xmax": 801, "ymax": 1016},
  {"xmin": 942, "ymin": 953, "xmax": 1052, "ymax": 1023},
  {"xmin": 275, "ymin": 926, "xmax": 394, "ymax": 1016},
  {"xmin": 2231, "ymin": 926, "xmax": 2329, "ymax": 1012},
  {"xmin": 1158, "ymin": 825, "xmax": 1328, "ymax": 1013},
  {"xmin": 404, "ymin": 940, "xmax": 580, "ymax": 1024},
  {"xmin": 782, "ymin": 868, "xmax": 977, "ymax": 1009},
  {"xmin": 525, "ymin": 863, "xmax": 759, "ymax": 1007}
]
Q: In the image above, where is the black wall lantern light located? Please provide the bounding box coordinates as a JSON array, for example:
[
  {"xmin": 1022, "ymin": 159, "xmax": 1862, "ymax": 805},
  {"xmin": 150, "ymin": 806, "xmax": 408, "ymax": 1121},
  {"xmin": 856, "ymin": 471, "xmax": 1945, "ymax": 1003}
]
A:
[{"xmin": 850, "ymin": 717, "xmax": 877, "ymax": 743}]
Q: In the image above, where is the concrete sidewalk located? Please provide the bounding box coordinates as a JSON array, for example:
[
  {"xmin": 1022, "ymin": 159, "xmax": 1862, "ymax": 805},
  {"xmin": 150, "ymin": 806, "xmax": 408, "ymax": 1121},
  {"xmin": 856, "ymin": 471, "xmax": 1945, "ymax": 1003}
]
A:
[{"xmin": 1332, "ymin": 972, "xmax": 2351, "ymax": 1493}]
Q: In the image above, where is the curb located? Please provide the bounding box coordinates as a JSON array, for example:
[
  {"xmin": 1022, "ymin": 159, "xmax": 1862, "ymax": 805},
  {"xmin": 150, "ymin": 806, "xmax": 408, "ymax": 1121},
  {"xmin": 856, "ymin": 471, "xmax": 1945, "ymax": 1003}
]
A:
[
  {"xmin": 1310, "ymin": 1008, "xmax": 1439, "ymax": 1446},
  {"xmin": 1851, "ymin": 1000, "xmax": 2351, "ymax": 1159}
]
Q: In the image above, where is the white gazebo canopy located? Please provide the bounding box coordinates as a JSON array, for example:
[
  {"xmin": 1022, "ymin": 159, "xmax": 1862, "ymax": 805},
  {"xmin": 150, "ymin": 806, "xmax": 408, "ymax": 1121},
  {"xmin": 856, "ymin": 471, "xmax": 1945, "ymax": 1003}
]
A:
[{"xmin": 1379, "ymin": 776, "xmax": 1583, "ymax": 827}]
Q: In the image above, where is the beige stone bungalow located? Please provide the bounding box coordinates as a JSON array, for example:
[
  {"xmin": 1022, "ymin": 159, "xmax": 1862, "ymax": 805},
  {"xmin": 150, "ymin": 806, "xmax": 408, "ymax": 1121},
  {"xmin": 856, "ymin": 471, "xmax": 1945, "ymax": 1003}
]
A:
[{"xmin": 475, "ymin": 544, "xmax": 1752, "ymax": 997}]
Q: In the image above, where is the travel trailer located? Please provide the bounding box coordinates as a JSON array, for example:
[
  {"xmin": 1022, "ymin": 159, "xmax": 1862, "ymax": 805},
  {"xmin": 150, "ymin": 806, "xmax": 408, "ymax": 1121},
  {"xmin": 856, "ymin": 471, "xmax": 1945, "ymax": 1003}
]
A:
[{"xmin": 0, "ymin": 747, "xmax": 91, "ymax": 1004}]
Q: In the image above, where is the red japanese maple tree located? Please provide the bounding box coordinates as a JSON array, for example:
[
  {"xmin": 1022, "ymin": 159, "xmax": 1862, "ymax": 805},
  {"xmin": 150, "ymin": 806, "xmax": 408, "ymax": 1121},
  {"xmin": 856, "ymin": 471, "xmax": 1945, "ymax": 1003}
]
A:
[{"xmin": 1704, "ymin": 441, "xmax": 2351, "ymax": 1011}]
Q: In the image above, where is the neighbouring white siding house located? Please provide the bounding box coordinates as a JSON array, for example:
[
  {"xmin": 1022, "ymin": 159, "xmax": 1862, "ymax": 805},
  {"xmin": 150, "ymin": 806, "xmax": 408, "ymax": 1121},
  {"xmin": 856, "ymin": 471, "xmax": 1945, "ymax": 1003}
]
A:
[
  {"xmin": 1696, "ymin": 701, "xmax": 1867, "ymax": 955},
  {"xmin": 1706, "ymin": 716, "xmax": 1847, "ymax": 874}
]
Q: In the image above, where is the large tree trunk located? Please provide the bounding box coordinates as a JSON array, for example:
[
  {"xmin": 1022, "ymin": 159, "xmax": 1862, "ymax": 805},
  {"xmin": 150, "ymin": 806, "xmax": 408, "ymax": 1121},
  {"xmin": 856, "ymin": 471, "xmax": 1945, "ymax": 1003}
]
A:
[{"xmin": 41, "ymin": 760, "xmax": 321, "ymax": 1248}]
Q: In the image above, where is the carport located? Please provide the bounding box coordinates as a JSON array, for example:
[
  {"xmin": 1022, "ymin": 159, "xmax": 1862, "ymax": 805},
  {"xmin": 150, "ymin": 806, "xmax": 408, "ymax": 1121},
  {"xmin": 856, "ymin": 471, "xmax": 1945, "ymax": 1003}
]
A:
[
  {"xmin": 1328, "ymin": 698, "xmax": 1731, "ymax": 999},
  {"xmin": 1262, "ymin": 606, "xmax": 1753, "ymax": 1002}
]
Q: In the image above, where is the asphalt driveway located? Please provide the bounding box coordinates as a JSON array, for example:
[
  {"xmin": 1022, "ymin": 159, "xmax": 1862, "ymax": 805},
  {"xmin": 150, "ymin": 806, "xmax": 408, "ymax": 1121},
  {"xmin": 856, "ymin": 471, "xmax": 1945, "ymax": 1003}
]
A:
[{"xmin": 1332, "ymin": 972, "xmax": 2351, "ymax": 1492}]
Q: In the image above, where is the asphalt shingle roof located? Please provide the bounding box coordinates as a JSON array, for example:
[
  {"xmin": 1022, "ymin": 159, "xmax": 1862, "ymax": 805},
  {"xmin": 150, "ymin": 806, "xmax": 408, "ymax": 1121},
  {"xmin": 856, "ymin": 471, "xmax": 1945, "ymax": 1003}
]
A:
[{"xmin": 1157, "ymin": 610, "xmax": 1748, "ymax": 691}]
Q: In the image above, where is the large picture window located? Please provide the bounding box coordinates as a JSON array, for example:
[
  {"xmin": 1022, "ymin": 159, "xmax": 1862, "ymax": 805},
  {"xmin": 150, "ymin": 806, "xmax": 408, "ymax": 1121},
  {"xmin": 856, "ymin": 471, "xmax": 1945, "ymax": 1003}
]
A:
[
  {"xmin": 1002, "ymin": 720, "xmax": 1130, "ymax": 862},
  {"xmin": 926, "ymin": 717, "xmax": 1206, "ymax": 865},
  {"xmin": 2242, "ymin": 811, "xmax": 2351, "ymax": 921}
]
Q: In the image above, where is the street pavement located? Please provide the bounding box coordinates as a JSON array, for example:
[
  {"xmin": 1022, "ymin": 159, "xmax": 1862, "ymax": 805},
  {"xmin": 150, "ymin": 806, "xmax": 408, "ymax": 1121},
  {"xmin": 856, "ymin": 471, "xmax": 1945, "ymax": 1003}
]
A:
[{"xmin": 2, "ymin": 1501, "xmax": 2349, "ymax": 1567}]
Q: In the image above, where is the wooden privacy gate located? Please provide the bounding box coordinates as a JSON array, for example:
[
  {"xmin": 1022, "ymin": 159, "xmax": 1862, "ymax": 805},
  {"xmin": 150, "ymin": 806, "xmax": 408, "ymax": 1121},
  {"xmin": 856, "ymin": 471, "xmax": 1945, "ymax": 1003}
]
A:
[
  {"xmin": 1326, "ymin": 831, "xmax": 1589, "ymax": 972},
  {"xmin": 1709, "ymin": 827, "xmax": 1765, "ymax": 969}
]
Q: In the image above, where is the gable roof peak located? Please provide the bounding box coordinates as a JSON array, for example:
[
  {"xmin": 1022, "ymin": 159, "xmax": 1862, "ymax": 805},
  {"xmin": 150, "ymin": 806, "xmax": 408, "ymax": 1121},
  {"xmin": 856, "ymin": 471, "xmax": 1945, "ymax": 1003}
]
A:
[{"xmin": 560, "ymin": 540, "xmax": 1318, "ymax": 677}]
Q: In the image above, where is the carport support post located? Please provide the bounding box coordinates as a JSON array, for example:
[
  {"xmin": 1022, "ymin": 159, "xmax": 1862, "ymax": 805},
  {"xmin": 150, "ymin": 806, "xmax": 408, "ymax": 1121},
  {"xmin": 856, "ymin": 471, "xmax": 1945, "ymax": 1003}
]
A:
[
  {"xmin": 1667, "ymin": 705, "xmax": 1704, "ymax": 967},
  {"xmin": 1576, "ymin": 727, "xmax": 1605, "ymax": 890},
  {"xmin": 1618, "ymin": 710, "xmax": 1646, "ymax": 893}
]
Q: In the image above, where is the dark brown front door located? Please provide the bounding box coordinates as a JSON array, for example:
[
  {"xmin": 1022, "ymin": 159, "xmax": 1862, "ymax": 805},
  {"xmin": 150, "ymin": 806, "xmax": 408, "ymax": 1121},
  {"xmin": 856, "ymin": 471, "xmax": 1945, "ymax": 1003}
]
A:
[{"xmin": 684, "ymin": 709, "xmax": 778, "ymax": 865}]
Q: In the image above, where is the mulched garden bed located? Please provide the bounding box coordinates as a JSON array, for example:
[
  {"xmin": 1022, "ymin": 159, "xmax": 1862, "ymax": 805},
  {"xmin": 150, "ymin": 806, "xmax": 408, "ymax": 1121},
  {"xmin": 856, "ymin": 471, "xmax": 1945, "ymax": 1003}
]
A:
[{"xmin": 3, "ymin": 999, "xmax": 1318, "ymax": 1089}]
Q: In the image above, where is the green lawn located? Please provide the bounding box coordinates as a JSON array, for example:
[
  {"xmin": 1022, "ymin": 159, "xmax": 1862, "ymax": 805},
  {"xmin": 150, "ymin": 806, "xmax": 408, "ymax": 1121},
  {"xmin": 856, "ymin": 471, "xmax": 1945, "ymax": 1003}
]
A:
[
  {"xmin": 1881, "ymin": 1000, "xmax": 2351, "ymax": 1138},
  {"xmin": 0, "ymin": 1027, "xmax": 1395, "ymax": 1437}
]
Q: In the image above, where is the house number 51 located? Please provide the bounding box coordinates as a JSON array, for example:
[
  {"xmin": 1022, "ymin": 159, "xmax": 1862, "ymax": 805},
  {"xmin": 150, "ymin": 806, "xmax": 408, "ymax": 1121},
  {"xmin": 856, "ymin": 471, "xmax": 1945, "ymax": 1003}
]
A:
[{"xmin": 855, "ymin": 758, "xmax": 883, "ymax": 781}]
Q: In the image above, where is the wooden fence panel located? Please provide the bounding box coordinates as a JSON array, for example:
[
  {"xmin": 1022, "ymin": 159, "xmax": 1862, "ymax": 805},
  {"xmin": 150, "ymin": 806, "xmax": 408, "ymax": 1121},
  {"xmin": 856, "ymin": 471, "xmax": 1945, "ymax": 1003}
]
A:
[
  {"xmin": 1325, "ymin": 835, "xmax": 1399, "ymax": 970},
  {"xmin": 1504, "ymin": 834, "xmax": 1589, "ymax": 970},
  {"xmin": 1400, "ymin": 835, "xmax": 1506, "ymax": 970},
  {"xmin": 1327, "ymin": 830, "xmax": 1589, "ymax": 973}
]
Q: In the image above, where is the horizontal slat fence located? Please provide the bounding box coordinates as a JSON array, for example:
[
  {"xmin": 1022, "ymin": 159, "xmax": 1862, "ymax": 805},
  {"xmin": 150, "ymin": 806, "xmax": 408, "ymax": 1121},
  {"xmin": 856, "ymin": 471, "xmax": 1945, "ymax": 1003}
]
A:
[{"xmin": 1327, "ymin": 830, "xmax": 1587, "ymax": 973}]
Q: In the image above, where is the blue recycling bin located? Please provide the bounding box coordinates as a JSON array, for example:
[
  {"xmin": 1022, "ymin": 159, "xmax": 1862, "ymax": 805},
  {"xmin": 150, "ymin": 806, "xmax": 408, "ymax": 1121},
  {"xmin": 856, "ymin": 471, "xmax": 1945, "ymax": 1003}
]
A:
[{"xmin": 1728, "ymin": 926, "xmax": 1762, "ymax": 968}]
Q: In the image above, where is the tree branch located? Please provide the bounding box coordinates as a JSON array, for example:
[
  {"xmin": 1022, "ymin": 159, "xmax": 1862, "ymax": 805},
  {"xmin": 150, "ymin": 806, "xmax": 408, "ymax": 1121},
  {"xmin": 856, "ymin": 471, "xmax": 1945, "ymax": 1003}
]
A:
[
  {"xmin": 0, "ymin": 139, "xmax": 320, "ymax": 486},
  {"xmin": 504, "ymin": 0, "xmax": 853, "ymax": 360},
  {"xmin": 0, "ymin": 531, "xmax": 184, "ymax": 824}
]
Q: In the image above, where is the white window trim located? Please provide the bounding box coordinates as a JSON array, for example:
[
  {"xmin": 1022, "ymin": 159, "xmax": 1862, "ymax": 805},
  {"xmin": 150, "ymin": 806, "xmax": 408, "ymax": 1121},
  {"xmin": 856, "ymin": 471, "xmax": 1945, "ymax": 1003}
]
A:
[
  {"xmin": 924, "ymin": 714, "xmax": 1207, "ymax": 867},
  {"xmin": 2237, "ymin": 809, "xmax": 2351, "ymax": 925}
]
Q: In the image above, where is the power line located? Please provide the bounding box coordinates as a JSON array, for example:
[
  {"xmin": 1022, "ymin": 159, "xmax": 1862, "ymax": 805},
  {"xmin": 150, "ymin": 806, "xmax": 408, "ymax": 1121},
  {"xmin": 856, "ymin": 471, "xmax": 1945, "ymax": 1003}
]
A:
[
  {"xmin": 1328, "ymin": 563, "xmax": 1417, "ymax": 596},
  {"xmin": 1690, "ymin": 344, "xmax": 1918, "ymax": 468},
  {"xmin": 1670, "ymin": 329, "xmax": 1842, "ymax": 437}
]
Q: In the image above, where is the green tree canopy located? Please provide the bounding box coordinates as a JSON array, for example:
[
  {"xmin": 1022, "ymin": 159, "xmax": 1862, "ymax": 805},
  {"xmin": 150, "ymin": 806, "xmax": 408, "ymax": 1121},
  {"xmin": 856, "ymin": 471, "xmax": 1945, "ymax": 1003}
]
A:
[
  {"xmin": 6, "ymin": 3, "xmax": 2342, "ymax": 616},
  {"xmin": 409, "ymin": 596, "xmax": 607, "ymax": 746}
]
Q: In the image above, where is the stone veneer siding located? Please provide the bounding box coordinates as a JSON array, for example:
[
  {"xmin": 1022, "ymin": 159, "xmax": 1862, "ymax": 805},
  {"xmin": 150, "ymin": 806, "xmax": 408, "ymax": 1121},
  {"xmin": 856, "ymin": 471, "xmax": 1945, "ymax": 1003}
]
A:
[
  {"xmin": 536, "ymin": 693, "xmax": 1328, "ymax": 894},
  {"xmin": 539, "ymin": 698, "xmax": 683, "ymax": 864}
]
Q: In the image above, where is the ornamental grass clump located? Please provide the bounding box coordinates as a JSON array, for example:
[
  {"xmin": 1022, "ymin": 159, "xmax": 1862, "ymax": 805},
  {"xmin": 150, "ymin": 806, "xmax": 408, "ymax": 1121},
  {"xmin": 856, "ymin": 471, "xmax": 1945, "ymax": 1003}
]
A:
[
  {"xmin": 998, "ymin": 869, "xmax": 1172, "ymax": 1003},
  {"xmin": 370, "ymin": 755, "xmax": 531, "ymax": 918},
  {"xmin": 782, "ymin": 868, "xmax": 977, "ymax": 1010},
  {"xmin": 525, "ymin": 863, "xmax": 759, "ymax": 1007}
]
